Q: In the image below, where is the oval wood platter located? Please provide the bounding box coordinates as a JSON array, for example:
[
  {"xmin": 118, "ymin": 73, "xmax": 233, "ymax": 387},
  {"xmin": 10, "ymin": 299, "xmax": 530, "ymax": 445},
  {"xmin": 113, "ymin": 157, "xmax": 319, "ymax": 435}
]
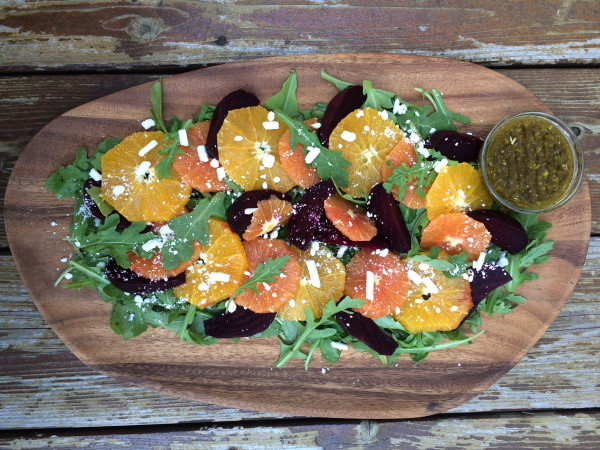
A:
[{"xmin": 4, "ymin": 53, "xmax": 591, "ymax": 419}]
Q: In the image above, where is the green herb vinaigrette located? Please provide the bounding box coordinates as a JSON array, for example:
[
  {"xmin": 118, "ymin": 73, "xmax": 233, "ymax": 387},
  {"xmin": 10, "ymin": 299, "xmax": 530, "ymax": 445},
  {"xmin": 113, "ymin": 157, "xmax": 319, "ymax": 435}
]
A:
[{"xmin": 483, "ymin": 115, "xmax": 574, "ymax": 210}]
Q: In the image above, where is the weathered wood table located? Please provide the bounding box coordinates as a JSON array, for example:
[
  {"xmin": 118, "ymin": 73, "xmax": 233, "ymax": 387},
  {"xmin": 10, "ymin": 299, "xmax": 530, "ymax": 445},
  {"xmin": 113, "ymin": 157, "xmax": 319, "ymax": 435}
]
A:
[{"xmin": 1, "ymin": 1, "xmax": 598, "ymax": 447}]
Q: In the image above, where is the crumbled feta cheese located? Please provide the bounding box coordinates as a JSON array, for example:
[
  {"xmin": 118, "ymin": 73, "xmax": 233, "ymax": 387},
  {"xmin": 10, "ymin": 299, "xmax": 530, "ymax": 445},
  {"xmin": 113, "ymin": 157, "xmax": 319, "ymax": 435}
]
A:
[
  {"xmin": 216, "ymin": 166, "xmax": 226, "ymax": 181},
  {"xmin": 234, "ymin": 135, "xmax": 243, "ymax": 142},
  {"xmin": 407, "ymin": 269, "xmax": 423, "ymax": 285},
  {"xmin": 305, "ymin": 259, "xmax": 321, "ymax": 288},
  {"xmin": 134, "ymin": 161, "xmax": 152, "ymax": 178},
  {"xmin": 262, "ymin": 121, "xmax": 280, "ymax": 130},
  {"xmin": 305, "ymin": 146, "xmax": 321, "ymax": 164},
  {"xmin": 267, "ymin": 111, "xmax": 275, "ymax": 121},
  {"xmin": 330, "ymin": 341, "xmax": 349, "ymax": 351},
  {"xmin": 142, "ymin": 238, "xmax": 163, "ymax": 252},
  {"xmin": 178, "ymin": 129, "xmax": 189, "ymax": 146},
  {"xmin": 365, "ymin": 270, "xmax": 375, "ymax": 301},
  {"xmin": 89, "ymin": 168, "xmax": 102, "ymax": 181},
  {"xmin": 422, "ymin": 277, "xmax": 439, "ymax": 294},
  {"xmin": 310, "ymin": 122, "xmax": 321, "ymax": 129},
  {"xmin": 141, "ymin": 118, "xmax": 156, "ymax": 130},
  {"xmin": 336, "ymin": 245, "xmax": 348, "ymax": 259},
  {"xmin": 208, "ymin": 272, "xmax": 231, "ymax": 283},
  {"xmin": 209, "ymin": 158, "xmax": 220, "ymax": 168},
  {"xmin": 244, "ymin": 208, "xmax": 258, "ymax": 215},
  {"xmin": 262, "ymin": 153, "xmax": 275, "ymax": 168},
  {"xmin": 112, "ymin": 185, "xmax": 125, "ymax": 197},
  {"xmin": 138, "ymin": 140, "xmax": 158, "ymax": 157},
  {"xmin": 433, "ymin": 158, "xmax": 449, "ymax": 173},
  {"xmin": 197, "ymin": 145, "xmax": 209, "ymax": 162},
  {"xmin": 340, "ymin": 131, "xmax": 356, "ymax": 142}
]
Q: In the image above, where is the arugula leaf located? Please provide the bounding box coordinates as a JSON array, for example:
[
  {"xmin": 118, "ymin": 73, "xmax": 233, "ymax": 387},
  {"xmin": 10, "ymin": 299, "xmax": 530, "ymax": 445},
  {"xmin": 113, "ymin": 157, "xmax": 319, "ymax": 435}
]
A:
[
  {"xmin": 150, "ymin": 79, "xmax": 168, "ymax": 133},
  {"xmin": 414, "ymin": 88, "xmax": 471, "ymax": 132},
  {"xmin": 194, "ymin": 103, "xmax": 216, "ymax": 122},
  {"xmin": 275, "ymin": 111, "xmax": 350, "ymax": 187},
  {"xmin": 160, "ymin": 193, "xmax": 227, "ymax": 270},
  {"xmin": 155, "ymin": 118, "xmax": 194, "ymax": 179},
  {"xmin": 110, "ymin": 299, "xmax": 149, "ymax": 339},
  {"xmin": 75, "ymin": 214, "xmax": 155, "ymax": 268},
  {"xmin": 86, "ymin": 185, "xmax": 114, "ymax": 217},
  {"xmin": 320, "ymin": 68, "xmax": 353, "ymax": 91},
  {"xmin": 274, "ymin": 296, "xmax": 364, "ymax": 369},
  {"xmin": 407, "ymin": 247, "xmax": 469, "ymax": 279},
  {"xmin": 264, "ymin": 69, "xmax": 300, "ymax": 118},
  {"xmin": 231, "ymin": 256, "xmax": 290, "ymax": 296},
  {"xmin": 45, "ymin": 137, "xmax": 120, "ymax": 199},
  {"xmin": 384, "ymin": 147, "xmax": 453, "ymax": 201},
  {"xmin": 362, "ymin": 80, "xmax": 395, "ymax": 110},
  {"xmin": 299, "ymin": 101, "xmax": 328, "ymax": 120}
]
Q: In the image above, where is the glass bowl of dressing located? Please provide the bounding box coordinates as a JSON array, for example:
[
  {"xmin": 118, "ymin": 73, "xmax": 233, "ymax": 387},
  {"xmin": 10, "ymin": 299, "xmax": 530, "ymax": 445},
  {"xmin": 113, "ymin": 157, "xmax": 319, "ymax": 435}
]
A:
[{"xmin": 479, "ymin": 112, "xmax": 584, "ymax": 214}]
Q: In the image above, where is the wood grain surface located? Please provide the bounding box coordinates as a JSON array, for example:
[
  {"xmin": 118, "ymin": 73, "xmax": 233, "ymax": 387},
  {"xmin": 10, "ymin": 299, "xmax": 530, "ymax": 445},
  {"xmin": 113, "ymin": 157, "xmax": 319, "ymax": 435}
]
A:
[
  {"xmin": 3, "ymin": 54, "xmax": 592, "ymax": 419},
  {"xmin": 1, "ymin": 0, "xmax": 598, "ymax": 72}
]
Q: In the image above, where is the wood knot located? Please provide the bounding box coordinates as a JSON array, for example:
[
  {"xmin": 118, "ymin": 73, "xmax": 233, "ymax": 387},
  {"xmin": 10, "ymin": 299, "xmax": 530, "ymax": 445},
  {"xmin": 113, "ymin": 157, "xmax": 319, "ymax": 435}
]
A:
[
  {"xmin": 128, "ymin": 16, "xmax": 163, "ymax": 40},
  {"xmin": 215, "ymin": 36, "xmax": 229, "ymax": 46}
]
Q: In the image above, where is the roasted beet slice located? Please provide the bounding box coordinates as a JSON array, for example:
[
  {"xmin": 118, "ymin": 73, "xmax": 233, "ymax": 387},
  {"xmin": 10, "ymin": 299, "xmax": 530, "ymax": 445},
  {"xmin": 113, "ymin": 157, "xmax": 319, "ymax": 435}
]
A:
[
  {"xmin": 227, "ymin": 189, "xmax": 287, "ymax": 233},
  {"xmin": 424, "ymin": 130, "xmax": 483, "ymax": 163},
  {"xmin": 314, "ymin": 216, "xmax": 386, "ymax": 249},
  {"xmin": 83, "ymin": 177, "xmax": 131, "ymax": 230},
  {"xmin": 204, "ymin": 307, "xmax": 276, "ymax": 338},
  {"xmin": 105, "ymin": 259, "xmax": 185, "ymax": 294},
  {"xmin": 469, "ymin": 262, "xmax": 513, "ymax": 305},
  {"xmin": 335, "ymin": 311, "xmax": 398, "ymax": 355},
  {"xmin": 318, "ymin": 85, "xmax": 366, "ymax": 147},
  {"xmin": 288, "ymin": 180, "xmax": 335, "ymax": 250},
  {"xmin": 205, "ymin": 89, "xmax": 260, "ymax": 159},
  {"xmin": 467, "ymin": 210, "xmax": 528, "ymax": 255},
  {"xmin": 367, "ymin": 183, "xmax": 411, "ymax": 254}
]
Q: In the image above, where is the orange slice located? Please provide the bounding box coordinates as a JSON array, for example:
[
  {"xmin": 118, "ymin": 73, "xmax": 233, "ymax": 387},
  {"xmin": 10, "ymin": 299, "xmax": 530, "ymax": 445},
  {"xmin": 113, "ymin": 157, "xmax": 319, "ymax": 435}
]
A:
[
  {"xmin": 420, "ymin": 212, "xmax": 492, "ymax": 261},
  {"xmin": 323, "ymin": 194, "xmax": 377, "ymax": 241},
  {"xmin": 234, "ymin": 239, "xmax": 301, "ymax": 313},
  {"xmin": 173, "ymin": 219, "xmax": 247, "ymax": 307},
  {"xmin": 278, "ymin": 244, "xmax": 346, "ymax": 321},
  {"xmin": 217, "ymin": 106, "xmax": 295, "ymax": 191},
  {"xmin": 242, "ymin": 197, "xmax": 293, "ymax": 241},
  {"xmin": 381, "ymin": 138, "xmax": 428, "ymax": 209},
  {"xmin": 278, "ymin": 118, "xmax": 321, "ymax": 188},
  {"xmin": 101, "ymin": 131, "xmax": 192, "ymax": 222},
  {"xmin": 172, "ymin": 121, "xmax": 230, "ymax": 192},
  {"xmin": 426, "ymin": 162, "xmax": 493, "ymax": 220},
  {"xmin": 392, "ymin": 258, "xmax": 473, "ymax": 333},
  {"xmin": 128, "ymin": 241, "xmax": 202, "ymax": 280},
  {"xmin": 329, "ymin": 108, "xmax": 403, "ymax": 198},
  {"xmin": 343, "ymin": 249, "xmax": 410, "ymax": 319}
]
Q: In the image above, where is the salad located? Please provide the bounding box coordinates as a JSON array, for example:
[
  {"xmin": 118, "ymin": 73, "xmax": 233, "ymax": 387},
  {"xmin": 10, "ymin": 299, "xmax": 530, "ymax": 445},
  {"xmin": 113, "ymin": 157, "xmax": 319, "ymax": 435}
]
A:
[{"xmin": 46, "ymin": 69, "xmax": 554, "ymax": 369}]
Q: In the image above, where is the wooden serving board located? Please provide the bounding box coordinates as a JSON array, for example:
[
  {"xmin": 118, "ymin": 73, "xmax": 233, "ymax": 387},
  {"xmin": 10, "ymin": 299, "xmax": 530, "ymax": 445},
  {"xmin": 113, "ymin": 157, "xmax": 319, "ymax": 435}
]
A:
[{"xmin": 4, "ymin": 53, "xmax": 591, "ymax": 419}]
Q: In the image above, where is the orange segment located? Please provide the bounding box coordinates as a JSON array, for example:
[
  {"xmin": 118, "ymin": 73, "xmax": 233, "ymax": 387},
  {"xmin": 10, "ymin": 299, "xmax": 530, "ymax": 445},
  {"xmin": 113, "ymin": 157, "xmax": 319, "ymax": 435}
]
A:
[
  {"xmin": 343, "ymin": 249, "xmax": 410, "ymax": 319},
  {"xmin": 234, "ymin": 239, "xmax": 301, "ymax": 313},
  {"xmin": 329, "ymin": 108, "xmax": 403, "ymax": 198},
  {"xmin": 217, "ymin": 106, "xmax": 295, "ymax": 191},
  {"xmin": 128, "ymin": 241, "xmax": 202, "ymax": 280},
  {"xmin": 242, "ymin": 197, "xmax": 293, "ymax": 241},
  {"xmin": 323, "ymin": 194, "xmax": 377, "ymax": 241},
  {"xmin": 173, "ymin": 121, "xmax": 230, "ymax": 192},
  {"xmin": 173, "ymin": 219, "xmax": 248, "ymax": 307},
  {"xmin": 278, "ymin": 244, "xmax": 346, "ymax": 321},
  {"xmin": 420, "ymin": 212, "xmax": 492, "ymax": 261},
  {"xmin": 101, "ymin": 131, "xmax": 192, "ymax": 222},
  {"xmin": 381, "ymin": 138, "xmax": 428, "ymax": 209},
  {"xmin": 278, "ymin": 118, "xmax": 321, "ymax": 188},
  {"xmin": 392, "ymin": 259, "xmax": 473, "ymax": 333},
  {"xmin": 426, "ymin": 162, "xmax": 493, "ymax": 220}
]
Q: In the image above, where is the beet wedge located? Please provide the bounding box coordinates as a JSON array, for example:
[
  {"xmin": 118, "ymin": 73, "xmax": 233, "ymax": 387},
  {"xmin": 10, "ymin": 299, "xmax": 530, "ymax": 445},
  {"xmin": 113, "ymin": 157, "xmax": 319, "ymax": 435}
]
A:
[
  {"xmin": 318, "ymin": 85, "xmax": 366, "ymax": 147},
  {"xmin": 205, "ymin": 89, "xmax": 260, "ymax": 158},
  {"xmin": 288, "ymin": 180, "xmax": 335, "ymax": 250},
  {"xmin": 335, "ymin": 311, "xmax": 398, "ymax": 355},
  {"xmin": 204, "ymin": 307, "xmax": 276, "ymax": 338},
  {"xmin": 367, "ymin": 183, "xmax": 411, "ymax": 254}
]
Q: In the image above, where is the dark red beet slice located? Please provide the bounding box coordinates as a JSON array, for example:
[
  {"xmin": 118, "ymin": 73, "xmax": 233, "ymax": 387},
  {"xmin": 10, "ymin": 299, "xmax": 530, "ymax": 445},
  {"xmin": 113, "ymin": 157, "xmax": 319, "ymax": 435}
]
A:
[
  {"xmin": 288, "ymin": 180, "xmax": 335, "ymax": 250},
  {"xmin": 318, "ymin": 85, "xmax": 366, "ymax": 147},
  {"xmin": 205, "ymin": 89, "xmax": 260, "ymax": 159},
  {"xmin": 83, "ymin": 177, "xmax": 131, "ymax": 230},
  {"xmin": 335, "ymin": 311, "xmax": 398, "ymax": 355},
  {"xmin": 204, "ymin": 307, "xmax": 276, "ymax": 338},
  {"xmin": 105, "ymin": 259, "xmax": 185, "ymax": 294},
  {"xmin": 455, "ymin": 262, "xmax": 513, "ymax": 330},
  {"xmin": 424, "ymin": 130, "xmax": 483, "ymax": 163},
  {"xmin": 227, "ymin": 189, "xmax": 287, "ymax": 233},
  {"xmin": 314, "ymin": 216, "xmax": 386, "ymax": 249},
  {"xmin": 467, "ymin": 210, "xmax": 528, "ymax": 255},
  {"xmin": 367, "ymin": 183, "xmax": 411, "ymax": 254},
  {"xmin": 469, "ymin": 262, "xmax": 513, "ymax": 304}
]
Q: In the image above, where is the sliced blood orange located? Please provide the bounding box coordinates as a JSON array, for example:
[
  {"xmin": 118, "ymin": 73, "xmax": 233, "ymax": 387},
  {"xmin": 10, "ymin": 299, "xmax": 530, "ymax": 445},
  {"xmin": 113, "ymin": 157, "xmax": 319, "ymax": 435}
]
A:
[
  {"xmin": 381, "ymin": 138, "xmax": 428, "ymax": 209},
  {"xmin": 426, "ymin": 162, "xmax": 492, "ymax": 220},
  {"xmin": 329, "ymin": 108, "xmax": 403, "ymax": 198},
  {"xmin": 234, "ymin": 239, "xmax": 301, "ymax": 313},
  {"xmin": 278, "ymin": 118, "xmax": 321, "ymax": 188},
  {"xmin": 392, "ymin": 258, "xmax": 473, "ymax": 333},
  {"xmin": 242, "ymin": 197, "xmax": 293, "ymax": 241},
  {"xmin": 217, "ymin": 106, "xmax": 295, "ymax": 191},
  {"xmin": 343, "ymin": 249, "xmax": 410, "ymax": 319},
  {"xmin": 278, "ymin": 244, "xmax": 346, "ymax": 321},
  {"xmin": 172, "ymin": 121, "xmax": 230, "ymax": 192},
  {"xmin": 420, "ymin": 212, "xmax": 492, "ymax": 261},
  {"xmin": 101, "ymin": 131, "xmax": 192, "ymax": 222},
  {"xmin": 173, "ymin": 219, "xmax": 248, "ymax": 307},
  {"xmin": 324, "ymin": 194, "xmax": 377, "ymax": 241},
  {"xmin": 128, "ymin": 241, "xmax": 202, "ymax": 280}
]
